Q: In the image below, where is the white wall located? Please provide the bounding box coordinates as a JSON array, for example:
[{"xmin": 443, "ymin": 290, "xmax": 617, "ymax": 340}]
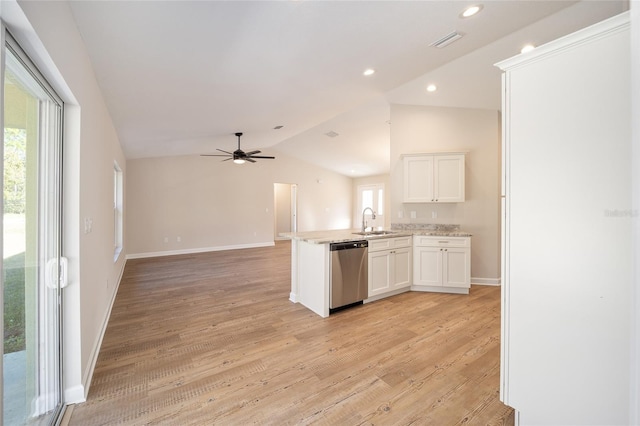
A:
[
  {"xmin": 390, "ymin": 105, "xmax": 501, "ymax": 282},
  {"xmin": 126, "ymin": 151, "xmax": 353, "ymax": 257},
  {"xmin": 632, "ymin": 2, "xmax": 640, "ymax": 422},
  {"xmin": 4, "ymin": 0, "xmax": 127, "ymax": 401}
]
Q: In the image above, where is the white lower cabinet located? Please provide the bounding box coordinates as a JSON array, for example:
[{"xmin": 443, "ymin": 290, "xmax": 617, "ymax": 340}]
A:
[
  {"xmin": 412, "ymin": 236, "xmax": 470, "ymax": 294},
  {"xmin": 367, "ymin": 236, "xmax": 412, "ymax": 300}
]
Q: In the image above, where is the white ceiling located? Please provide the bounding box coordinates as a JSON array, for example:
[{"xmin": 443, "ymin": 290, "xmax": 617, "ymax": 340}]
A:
[{"xmin": 68, "ymin": 0, "xmax": 627, "ymax": 177}]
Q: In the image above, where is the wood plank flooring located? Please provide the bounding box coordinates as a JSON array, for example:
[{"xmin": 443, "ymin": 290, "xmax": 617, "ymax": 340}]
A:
[{"xmin": 67, "ymin": 241, "xmax": 513, "ymax": 425}]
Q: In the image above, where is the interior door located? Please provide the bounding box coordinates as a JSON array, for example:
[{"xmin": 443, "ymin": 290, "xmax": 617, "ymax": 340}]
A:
[{"xmin": 2, "ymin": 32, "xmax": 64, "ymax": 426}]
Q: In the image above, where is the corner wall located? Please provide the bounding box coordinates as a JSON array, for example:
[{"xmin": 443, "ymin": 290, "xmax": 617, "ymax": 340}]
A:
[
  {"xmin": 390, "ymin": 104, "xmax": 501, "ymax": 283},
  {"xmin": 126, "ymin": 151, "xmax": 353, "ymax": 257}
]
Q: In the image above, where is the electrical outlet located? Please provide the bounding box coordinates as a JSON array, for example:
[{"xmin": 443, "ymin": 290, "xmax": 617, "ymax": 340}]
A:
[
  {"xmin": 163, "ymin": 237, "xmax": 169, "ymax": 243},
  {"xmin": 398, "ymin": 211, "xmax": 404, "ymax": 219},
  {"xmin": 432, "ymin": 211, "xmax": 437, "ymax": 219},
  {"xmin": 83, "ymin": 217, "xmax": 93, "ymax": 234},
  {"xmin": 176, "ymin": 236, "xmax": 181, "ymax": 242},
  {"xmin": 410, "ymin": 211, "xmax": 417, "ymax": 219}
]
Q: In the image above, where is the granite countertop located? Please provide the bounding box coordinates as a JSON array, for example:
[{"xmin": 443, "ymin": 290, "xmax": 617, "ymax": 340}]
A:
[
  {"xmin": 392, "ymin": 223, "xmax": 472, "ymax": 237},
  {"xmin": 280, "ymin": 229, "xmax": 413, "ymax": 244},
  {"xmin": 281, "ymin": 224, "xmax": 471, "ymax": 244},
  {"xmin": 411, "ymin": 231, "xmax": 473, "ymax": 237}
]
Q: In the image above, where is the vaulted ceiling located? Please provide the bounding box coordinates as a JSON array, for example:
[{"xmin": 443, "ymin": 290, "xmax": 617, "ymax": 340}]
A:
[{"xmin": 68, "ymin": 0, "xmax": 627, "ymax": 176}]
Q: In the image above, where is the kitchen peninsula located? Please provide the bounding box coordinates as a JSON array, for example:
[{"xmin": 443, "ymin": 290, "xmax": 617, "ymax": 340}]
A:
[{"xmin": 282, "ymin": 224, "xmax": 471, "ymax": 318}]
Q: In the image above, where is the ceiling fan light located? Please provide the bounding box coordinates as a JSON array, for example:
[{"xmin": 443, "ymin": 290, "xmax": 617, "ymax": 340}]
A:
[{"xmin": 233, "ymin": 158, "xmax": 245, "ymax": 164}]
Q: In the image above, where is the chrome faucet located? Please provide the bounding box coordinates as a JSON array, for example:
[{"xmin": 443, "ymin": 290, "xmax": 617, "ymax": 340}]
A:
[{"xmin": 361, "ymin": 207, "xmax": 376, "ymax": 232}]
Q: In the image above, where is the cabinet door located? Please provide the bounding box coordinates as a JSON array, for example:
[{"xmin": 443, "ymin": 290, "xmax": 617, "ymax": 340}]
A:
[
  {"xmin": 434, "ymin": 155, "xmax": 465, "ymax": 202},
  {"xmin": 413, "ymin": 246, "xmax": 442, "ymax": 286},
  {"xmin": 368, "ymin": 250, "xmax": 392, "ymax": 296},
  {"xmin": 443, "ymin": 247, "xmax": 470, "ymax": 288},
  {"xmin": 403, "ymin": 156, "xmax": 434, "ymax": 202},
  {"xmin": 392, "ymin": 247, "xmax": 412, "ymax": 289}
]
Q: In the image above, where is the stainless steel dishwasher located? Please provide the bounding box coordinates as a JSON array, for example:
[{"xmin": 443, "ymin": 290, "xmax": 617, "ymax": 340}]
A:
[{"xmin": 329, "ymin": 240, "xmax": 368, "ymax": 313}]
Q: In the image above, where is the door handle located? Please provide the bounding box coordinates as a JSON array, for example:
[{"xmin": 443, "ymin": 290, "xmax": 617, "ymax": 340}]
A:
[{"xmin": 46, "ymin": 257, "xmax": 69, "ymax": 289}]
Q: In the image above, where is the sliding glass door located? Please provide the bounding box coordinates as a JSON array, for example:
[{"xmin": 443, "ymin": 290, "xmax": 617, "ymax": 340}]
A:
[{"xmin": 2, "ymin": 33, "xmax": 64, "ymax": 426}]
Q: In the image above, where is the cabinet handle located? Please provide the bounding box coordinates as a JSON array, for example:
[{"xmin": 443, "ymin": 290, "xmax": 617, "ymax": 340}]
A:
[{"xmin": 438, "ymin": 241, "xmax": 449, "ymax": 243}]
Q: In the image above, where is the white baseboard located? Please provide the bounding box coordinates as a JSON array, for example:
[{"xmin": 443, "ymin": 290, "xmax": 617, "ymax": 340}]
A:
[
  {"xmin": 79, "ymin": 259, "xmax": 126, "ymax": 401},
  {"xmin": 411, "ymin": 285, "xmax": 469, "ymax": 294},
  {"xmin": 471, "ymin": 277, "xmax": 501, "ymax": 286},
  {"xmin": 126, "ymin": 241, "xmax": 275, "ymax": 260},
  {"xmin": 289, "ymin": 292, "xmax": 298, "ymax": 303},
  {"xmin": 364, "ymin": 287, "xmax": 410, "ymax": 303},
  {"xmin": 64, "ymin": 384, "xmax": 85, "ymax": 404}
]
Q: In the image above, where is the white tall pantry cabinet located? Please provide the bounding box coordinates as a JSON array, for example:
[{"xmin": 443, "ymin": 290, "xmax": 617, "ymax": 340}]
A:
[{"xmin": 497, "ymin": 13, "xmax": 632, "ymax": 425}]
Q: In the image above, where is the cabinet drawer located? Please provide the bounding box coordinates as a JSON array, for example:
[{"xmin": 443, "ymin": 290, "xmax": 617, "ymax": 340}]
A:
[
  {"xmin": 368, "ymin": 236, "xmax": 412, "ymax": 252},
  {"xmin": 392, "ymin": 236, "xmax": 412, "ymax": 248},
  {"xmin": 368, "ymin": 238, "xmax": 392, "ymax": 252},
  {"xmin": 413, "ymin": 236, "xmax": 469, "ymax": 248}
]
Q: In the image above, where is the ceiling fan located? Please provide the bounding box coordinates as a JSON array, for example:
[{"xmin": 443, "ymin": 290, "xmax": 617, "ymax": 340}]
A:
[{"xmin": 201, "ymin": 132, "xmax": 275, "ymax": 164}]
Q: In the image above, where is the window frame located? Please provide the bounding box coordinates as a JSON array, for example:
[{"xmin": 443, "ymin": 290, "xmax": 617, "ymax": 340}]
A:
[
  {"xmin": 113, "ymin": 161, "xmax": 123, "ymax": 261},
  {"xmin": 356, "ymin": 183, "xmax": 384, "ymax": 230}
]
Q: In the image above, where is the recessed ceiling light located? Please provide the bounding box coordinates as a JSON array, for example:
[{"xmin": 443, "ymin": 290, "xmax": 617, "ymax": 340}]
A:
[
  {"xmin": 427, "ymin": 84, "xmax": 437, "ymax": 92},
  {"xmin": 363, "ymin": 68, "xmax": 375, "ymax": 76},
  {"xmin": 461, "ymin": 4, "xmax": 483, "ymax": 18},
  {"xmin": 520, "ymin": 44, "xmax": 535, "ymax": 54}
]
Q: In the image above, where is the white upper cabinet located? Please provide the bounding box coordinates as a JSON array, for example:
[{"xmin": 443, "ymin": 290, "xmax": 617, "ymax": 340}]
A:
[{"xmin": 403, "ymin": 154, "xmax": 465, "ymax": 203}]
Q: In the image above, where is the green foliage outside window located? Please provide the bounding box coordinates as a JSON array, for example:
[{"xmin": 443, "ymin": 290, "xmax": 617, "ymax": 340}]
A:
[{"xmin": 4, "ymin": 127, "xmax": 26, "ymax": 214}]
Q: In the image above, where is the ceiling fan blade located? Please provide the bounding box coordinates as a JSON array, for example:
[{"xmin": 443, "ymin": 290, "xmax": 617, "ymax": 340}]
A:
[{"xmin": 202, "ymin": 132, "xmax": 276, "ymax": 164}]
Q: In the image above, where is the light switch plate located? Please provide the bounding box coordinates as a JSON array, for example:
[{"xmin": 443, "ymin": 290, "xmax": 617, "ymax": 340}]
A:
[{"xmin": 410, "ymin": 211, "xmax": 416, "ymax": 219}]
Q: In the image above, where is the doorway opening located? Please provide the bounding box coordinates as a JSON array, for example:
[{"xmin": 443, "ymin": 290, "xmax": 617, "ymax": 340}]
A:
[{"xmin": 274, "ymin": 183, "xmax": 297, "ymax": 240}]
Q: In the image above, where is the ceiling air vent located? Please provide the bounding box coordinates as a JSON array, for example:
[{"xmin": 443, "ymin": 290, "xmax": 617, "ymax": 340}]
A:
[
  {"xmin": 324, "ymin": 131, "xmax": 339, "ymax": 138},
  {"xmin": 430, "ymin": 31, "xmax": 463, "ymax": 48}
]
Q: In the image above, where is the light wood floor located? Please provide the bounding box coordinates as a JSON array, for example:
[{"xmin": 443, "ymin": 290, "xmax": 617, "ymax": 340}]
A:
[{"xmin": 68, "ymin": 241, "xmax": 513, "ymax": 425}]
